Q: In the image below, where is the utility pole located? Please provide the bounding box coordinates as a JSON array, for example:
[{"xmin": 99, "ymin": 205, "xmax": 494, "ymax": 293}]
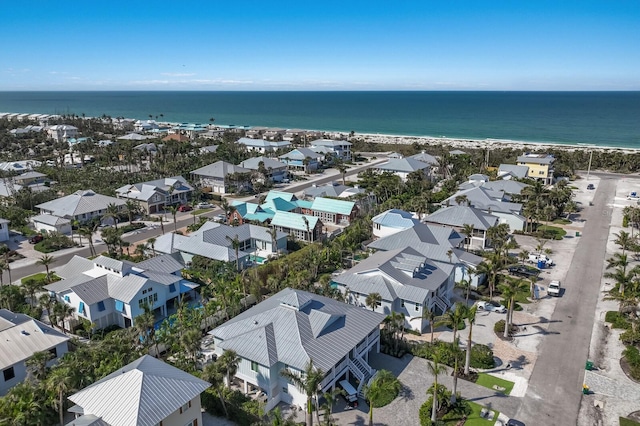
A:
[{"xmin": 586, "ymin": 150, "xmax": 594, "ymax": 181}]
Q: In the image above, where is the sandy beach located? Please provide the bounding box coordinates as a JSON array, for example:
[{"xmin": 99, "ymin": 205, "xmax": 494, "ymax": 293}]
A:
[{"xmin": 352, "ymin": 132, "xmax": 640, "ymax": 154}]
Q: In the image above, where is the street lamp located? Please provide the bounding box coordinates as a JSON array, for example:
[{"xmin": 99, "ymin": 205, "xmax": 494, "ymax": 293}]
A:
[{"xmin": 578, "ymin": 143, "xmax": 596, "ymax": 180}]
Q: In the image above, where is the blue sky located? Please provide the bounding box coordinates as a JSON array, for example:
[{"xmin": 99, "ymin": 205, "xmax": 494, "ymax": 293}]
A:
[{"xmin": 2, "ymin": 0, "xmax": 639, "ymax": 90}]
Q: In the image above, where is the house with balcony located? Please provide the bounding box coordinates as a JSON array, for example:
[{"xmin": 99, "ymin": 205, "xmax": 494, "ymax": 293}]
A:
[
  {"xmin": 425, "ymin": 205, "xmax": 499, "ymax": 250},
  {"xmin": 0, "ymin": 310, "xmax": 69, "ymax": 396},
  {"xmin": 209, "ymin": 288, "xmax": 384, "ymax": 411},
  {"xmin": 442, "ymin": 186, "xmax": 526, "ymax": 232},
  {"xmin": 516, "ymin": 153, "xmax": 555, "ymax": 184},
  {"xmin": 191, "ymin": 161, "xmax": 251, "ymax": 195},
  {"xmin": 458, "ymin": 178, "xmax": 529, "ymax": 197},
  {"xmin": 305, "ymin": 197, "xmax": 357, "ymax": 226},
  {"xmin": 309, "ymin": 139, "xmax": 352, "ymax": 161},
  {"xmin": 332, "ymin": 247, "xmax": 456, "ymax": 332},
  {"xmin": 115, "ymin": 176, "xmax": 194, "ymax": 214},
  {"xmin": 44, "ymin": 255, "xmax": 198, "ymax": 330},
  {"xmin": 153, "ymin": 221, "xmax": 288, "ymax": 266},
  {"xmin": 237, "ymin": 137, "xmax": 291, "ymax": 154},
  {"xmin": 238, "ymin": 156, "xmax": 289, "ymax": 183},
  {"xmin": 279, "ymin": 148, "xmax": 322, "ymax": 172},
  {"xmin": 373, "ymin": 157, "xmax": 433, "ymax": 182},
  {"xmin": 35, "ymin": 189, "xmax": 125, "ymax": 224},
  {"xmin": 46, "ymin": 124, "xmax": 77, "ymax": 143},
  {"xmin": 67, "ymin": 355, "xmax": 210, "ymax": 426},
  {"xmin": 371, "ymin": 209, "xmax": 420, "ymax": 239},
  {"xmin": 271, "ymin": 211, "xmax": 323, "ymax": 242},
  {"xmin": 367, "ymin": 221, "xmax": 485, "ymax": 288}
]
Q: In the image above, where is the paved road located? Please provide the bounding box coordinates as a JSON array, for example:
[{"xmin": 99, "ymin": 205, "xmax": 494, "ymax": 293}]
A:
[{"xmin": 515, "ymin": 176, "xmax": 615, "ymax": 425}]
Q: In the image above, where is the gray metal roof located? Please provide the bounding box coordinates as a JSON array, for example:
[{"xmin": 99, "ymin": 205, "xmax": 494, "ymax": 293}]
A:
[
  {"xmin": 31, "ymin": 214, "xmax": 71, "ymax": 226},
  {"xmin": 65, "ymin": 414, "xmax": 110, "ymax": 426},
  {"xmin": 68, "ymin": 355, "xmax": 210, "ymax": 426},
  {"xmin": 191, "ymin": 161, "xmax": 250, "ymax": 178},
  {"xmin": 279, "ymin": 147, "xmax": 322, "ymax": 161},
  {"xmin": 55, "ymin": 256, "xmax": 94, "ymax": 279},
  {"xmin": 136, "ymin": 253, "xmax": 184, "ymax": 274},
  {"xmin": 303, "ymin": 182, "xmax": 365, "ymax": 199},
  {"xmin": 517, "ymin": 154, "xmax": 555, "ymax": 165},
  {"xmin": 498, "ymin": 164, "xmax": 529, "ymax": 179},
  {"xmin": 409, "ymin": 152, "xmax": 438, "ymax": 165},
  {"xmin": 35, "ymin": 190, "xmax": 125, "ymax": 218},
  {"xmin": 0, "ymin": 309, "xmax": 69, "ymax": 370},
  {"xmin": 333, "ymin": 247, "xmax": 451, "ymax": 304},
  {"xmin": 426, "ymin": 205, "xmax": 499, "ymax": 231},
  {"xmin": 482, "ymin": 180, "xmax": 529, "ymax": 195},
  {"xmin": 238, "ymin": 156, "xmax": 287, "ymax": 170},
  {"xmin": 443, "ymin": 187, "xmax": 523, "ymax": 214},
  {"xmin": 211, "ymin": 288, "xmax": 384, "ymax": 373},
  {"xmin": 375, "ymin": 158, "xmax": 431, "ymax": 173},
  {"xmin": 309, "ymin": 139, "xmax": 352, "ymax": 147}
]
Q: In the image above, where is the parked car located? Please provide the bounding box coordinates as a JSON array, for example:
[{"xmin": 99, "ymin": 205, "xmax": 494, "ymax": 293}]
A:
[
  {"xmin": 178, "ymin": 204, "xmax": 193, "ymax": 212},
  {"xmin": 587, "ymin": 183, "xmax": 595, "ymax": 190},
  {"xmin": 195, "ymin": 202, "xmax": 214, "ymax": 209},
  {"xmin": 28, "ymin": 234, "xmax": 43, "ymax": 244},
  {"xmin": 477, "ymin": 300, "xmax": 507, "ymax": 313},
  {"xmin": 627, "ymin": 192, "xmax": 639, "ymax": 200},
  {"xmin": 547, "ymin": 280, "xmax": 561, "ymax": 297},
  {"xmin": 212, "ymin": 214, "xmax": 226, "ymax": 223},
  {"xmin": 506, "ymin": 420, "xmax": 526, "ymax": 426},
  {"xmin": 527, "ymin": 253, "xmax": 554, "ymax": 267},
  {"xmin": 507, "ymin": 265, "xmax": 541, "ymax": 278}
]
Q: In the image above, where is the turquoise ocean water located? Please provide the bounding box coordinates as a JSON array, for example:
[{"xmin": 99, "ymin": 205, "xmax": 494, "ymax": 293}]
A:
[{"xmin": 0, "ymin": 91, "xmax": 638, "ymax": 148}]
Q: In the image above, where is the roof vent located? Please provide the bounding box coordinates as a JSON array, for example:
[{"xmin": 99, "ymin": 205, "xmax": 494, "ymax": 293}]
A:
[
  {"xmin": 21, "ymin": 330, "xmax": 29, "ymax": 336},
  {"xmin": 253, "ymin": 320, "xmax": 258, "ymax": 325}
]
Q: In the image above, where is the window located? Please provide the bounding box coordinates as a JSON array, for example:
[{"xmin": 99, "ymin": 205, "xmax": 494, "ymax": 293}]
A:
[
  {"xmin": 49, "ymin": 347, "xmax": 57, "ymax": 358},
  {"xmin": 64, "ymin": 295, "xmax": 70, "ymax": 302},
  {"xmin": 179, "ymin": 400, "xmax": 191, "ymax": 413},
  {"xmin": 3, "ymin": 367, "xmax": 15, "ymax": 382},
  {"xmin": 282, "ymin": 386, "xmax": 288, "ymax": 394},
  {"xmin": 251, "ymin": 361, "xmax": 259, "ymax": 372},
  {"xmin": 78, "ymin": 302, "xmax": 85, "ymax": 315},
  {"xmin": 401, "ymin": 300, "xmax": 405, "ymax": 308},
  {"xmin": 97, "ymin": 301, "xmax": 106, "ymax": 311},
  {"xmin": 153, "ymin": 293, "xmax": 158, "ymax": 303},
  {"xmin": 169, "ymin": 284, "xmax": 176, "ymax": 293},
  {"xmin": 415, "ymin": 303, "xmax": 419, "ymax": 311}
]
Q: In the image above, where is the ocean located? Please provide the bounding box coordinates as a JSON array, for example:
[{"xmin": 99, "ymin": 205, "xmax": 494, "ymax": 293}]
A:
[{"xmin": 0, "ymin": 91, "xmax": 638, "ymax": 148}]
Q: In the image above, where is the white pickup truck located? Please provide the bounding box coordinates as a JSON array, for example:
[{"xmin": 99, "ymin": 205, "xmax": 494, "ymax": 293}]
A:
[
  {"xmin": 547, "ymin": 280, "xmax": 561, "ymax": 297},
  {"xmin": 528, "ymin": 253, "xmax": 554, "ymax": 267}
]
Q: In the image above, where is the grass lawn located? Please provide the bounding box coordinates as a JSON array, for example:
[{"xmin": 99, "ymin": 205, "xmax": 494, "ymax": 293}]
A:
[
  {"xmin": 620, "ymin": 417, "xmax": 640, "ymax": 426},
  {"xmin": 444, "ymin": 401, "xmax": 499, "ymax": 426},
  {"xmin": 193, "ymin": 208, "xmax": 212, "ymax": 215},
  {"xmin": 553, "ymin": 218, "xmax": 572, "ymax": 225},
  {"xmin": 537, "ymin": 225, "xmax": 567, "ymax": 240},
  {"xmin": 21, "ymin": 272, "xmax": 60, "ymax": 284},
  {"xmin": 475, "ymin": 373, "xmax": 515, "ymax": 395}
]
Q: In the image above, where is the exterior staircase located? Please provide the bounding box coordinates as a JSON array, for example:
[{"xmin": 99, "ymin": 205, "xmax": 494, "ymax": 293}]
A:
[
  {"xmin": 349, "ymin": 356, "xmax": 376, "ymax": 398},
  {"xmin": 433, "ymin": 295, "xmax": 450, "ymax": 314}
]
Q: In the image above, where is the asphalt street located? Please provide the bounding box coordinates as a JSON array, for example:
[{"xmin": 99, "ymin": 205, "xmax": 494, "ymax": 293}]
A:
[{"xmin": 515, "ymin": 176, "xmax": 616, "ymax": 425}]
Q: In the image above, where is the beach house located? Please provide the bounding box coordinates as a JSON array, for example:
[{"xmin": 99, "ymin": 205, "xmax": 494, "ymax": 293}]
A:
[
  {"xmin": 209, "ymin": 288, "xmax": 385, "ymax": 411},
  {"xmin": 35, "ymin": 189, "xmax": 126, "ymax": 225},
  {"xmin": 309, "ymin": 139, "xmax": 352, "ymax": 161},
  {"xmin": 516, "ymin": 153, "xmax": 555, "ymax": 184},
  {"xmin": 279, "ymin": 148, "xmax": 322, "ymax": 172},
  {"xmin": 238, "ymin": 156, "xmax": 289, "ymax": 183},
  {"xmin": 0, "ymin": 310, "xmax": 69, "ymax": 396},
  {"xmin": 67, "ymin": 355, "xmax": 210, "ymax": 426},
  {"xmin": 373, "ymin": 157, "xmax": 433, "ymax": 182},
  {"xmin": 46, "ymin": 124, "xmax": 77, "ymax": 143},
  {"xmin": 191, "ymin": 161, "xmax": 251, "ymax": 194},
  {"xmin": 371, "ymin": 209, "xmax": 421, "ymax": 239},
  {"xmin": 237, "ymin": 137, "xmax": 291, "ymax": 153},
  {"xmin": 332, "ymin": 247, "xmax": 455, "ymax": 331},
  {"xmin": 115, "ymin": 176, "xmax": 194, "ymax": 214},
  {"xmin": 44, "ymin": 255, "xmax": 198, "ymax": 330},
  {"xmin": 425, "ymin": 205, "xmax": 499, "ymax": 250}
]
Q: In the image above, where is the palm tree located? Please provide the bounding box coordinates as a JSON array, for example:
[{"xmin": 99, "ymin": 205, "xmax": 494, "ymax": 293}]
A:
[
  {"xmin": 464, "ymin": 305, "xmax": 478, "ymax": 375},
  {"xmin": 426, "ymin": 354, "xmax": 446, "ymax": 422},
  {"xmin": 422, "ymin": 308, "xmax": 437, "ymax": 343},
  {"xmin": 22, "ymin": 278, "xmax": 43, "ymax": 308},
  {"xmin": 25, "ymin": 350, "xmax": 53, "ymax": 382},
  {"xmin": 475, "ymin": 254, "xmax": 502, "ymax": 299},
  {"xmin": 104, "ymin": 203, "xmax": 121, "ymax": 230},
  {"xmin": 53, "ymin": 301, "xmax": 75, "ymax": 334},
  {"xmin": 498, "ymin": 277, "xmax": 528, "ymax": 338},
  {"xmin": 0, "ymin": 260, "xmax": 7, "ymax": 286},
  {"xmin": 455, "ymin": 278, "xmax": 472, "ymax": 303},
  {"xmin": 217, "ymin": 349, "xmax": 240, "ymax": 388},
  {"xmin": 124, "ymin": 199, "xmax": 139, "ymax": 224},
  {"xmin": 169, "ymin": 205, "xmax": 179, "ymax": 232},
  {"xmin": 38, "ymin": 294, "xmax": 53, "ymax": 325},
  {"xmin": 363, "ymin": 370, "xmax": 402, "ymax": 426},
  {"xmin": 614, "ymin": 230, "xmax": 634, "ymax": 256},
  {"xmin": 147, "ymin": 237, "xmax": 157, "ymax": 257},
  {"xmin": 435, "ymin": 303, "xmax": 465, "ymax": 342},
  {"xmin": 226, "ymin": 234, "xmax": 242, "ymax": 272},
  {"xmin": 461, "ymin": 223, "xmax": 475, "ymax": 251},
  {"xmin": 280, "ymin": 359, "xmax": 325, "ymax": 426},
  {"xmin": 365, "ymin": 292, "xmax": 382, "ymax": 311},
  {"xmin": 78, "ymin": 224, "xmax": 97, "ymax": 257},
  {"xmin": 518, "ymin": 250, "xmax": 530, "ymax": 265},
  {"xmin": 202, "ymin": 361, "xmax": 230, "ymax": 418},
  {"xmin": 134, "ymin": 303, "xmax": 156, "ymax": 350},
  {"xmin": 46, "ymin": 366, "xmax": 75, "ymax": 426},
  {"xmin": 336, "ymin": 162, "xmax": 348, "ymax": 185},
  {"xmin": 37, "ymin": 254, "xmax": 56, "ymax": 283}
]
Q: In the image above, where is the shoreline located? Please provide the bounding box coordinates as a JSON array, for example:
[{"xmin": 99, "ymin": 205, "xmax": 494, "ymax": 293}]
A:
[
  {"xmin": 3, "ymin": 110, "xmax": 639, "ymax": 153},
  {"xmin": 352, "ymin": 132, "xmax": 640, "ymax": 153}
]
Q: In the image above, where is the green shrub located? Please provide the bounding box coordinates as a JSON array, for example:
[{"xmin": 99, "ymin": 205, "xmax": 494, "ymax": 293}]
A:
[
  {"xmin": 623, "ymin": 346, "xmax": 640, "ymax": 381},
  {"xmin": 605, "ymin": 311, "xmax": 631, "ymax": 329},
  {"xmin": 419, "ymin": 383, "xmax": 470, "ymax": 426},
  {"xmin": 623, "ymin": 215, "xmax": 630, "ymax": 227},
  {"xmin": 120, "ymin": 222, "xmax": 145, "ymax": 234},
  {"xmin": 470, "ymin": 344, "xmax": 495, "ymax": 369},
  {"xmin": 494, "ymin": 319, "xmax": 518, "ymax": 334},
  {"xmin": 412, "ymin": 341, "xmax": 462, "ymax": 367},
  {"xmin": 620, "ymin": 329, "xmax": 640, "ymax": 346}
]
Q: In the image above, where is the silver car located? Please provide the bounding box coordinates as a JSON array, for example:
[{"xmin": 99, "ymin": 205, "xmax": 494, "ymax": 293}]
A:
[{"xmin": 477, "ymin": 300, "xmax": 507, "ymax": 313}]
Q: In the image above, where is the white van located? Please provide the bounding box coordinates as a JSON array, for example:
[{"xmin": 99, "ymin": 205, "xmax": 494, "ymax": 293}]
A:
[{"xmin": 338, "ymin": 380, "xmax": 358, "ymax": 407}]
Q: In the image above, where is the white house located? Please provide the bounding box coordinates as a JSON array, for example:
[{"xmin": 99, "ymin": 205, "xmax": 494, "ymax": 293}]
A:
[
  {"xmin": 0, "ymin": 310, "xmax": 69, "ymax": 396},
  {"xmin": 373, "ymin": 158, "xmax": 432, "ymax": 182},
  {"xmin": 237, "ymin": 137, "xmax": 291, "ymax": 154},
  {"xmin": 46, "ymin": 124, "xmax": 78, "ymax": 143},
  {"xmin": 309, "ymin": 139, "xmax": 352, "ymax": 161},
  {"xmin": 44, "ymin": 255, "xmax": 198, "ymax": 330},
  {"xmin": 210, "ymin": 288, "xmax": 384, "ymax": 411},
  {"xmin": 67, "ymin": 355, "xmax": 210, "ymax": 426},
  {"xmin": 191, "ymin": 161, "xmax": 251, "ymax": 194},
  {"xmin": 31, "ymin": 214, "xmax": 72, "ymax": 235},
  {"xmin": 153, "ymin": 222, "xmax": 288, "ymax": 267},
  {"xmin": 371, "ymin": 209, "xmax": 420, "ymax": 239},
  {"xmin": 238, "ymin": 156, "xmax": 289, "ymax": 183},
  {"xmin": 332, "ymin": 247, "xmax": 456, "ymax": 331},
  {"xmin": 115, "ymin": 176, "xmax": 194, "ymax": 214},
  {"xmin": 35, "ymin": 190, "xmax": 126, "ymax": 224},
  {"xmin": 0, "ymin": 218, "xmax": 9, "ymax": 242}
]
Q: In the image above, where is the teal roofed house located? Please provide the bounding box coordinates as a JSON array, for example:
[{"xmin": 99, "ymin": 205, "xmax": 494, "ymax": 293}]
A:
[
  {"xmin": 265, "ymin": 190, "xmax": 297, "ymax": 203},
  {"xmin": 271, "ymin": 211, "xmax": 323, "ymax": 242},
  {"xmin": 306, "ymin": 197, "xmax": 357, "ymax": 225}
]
